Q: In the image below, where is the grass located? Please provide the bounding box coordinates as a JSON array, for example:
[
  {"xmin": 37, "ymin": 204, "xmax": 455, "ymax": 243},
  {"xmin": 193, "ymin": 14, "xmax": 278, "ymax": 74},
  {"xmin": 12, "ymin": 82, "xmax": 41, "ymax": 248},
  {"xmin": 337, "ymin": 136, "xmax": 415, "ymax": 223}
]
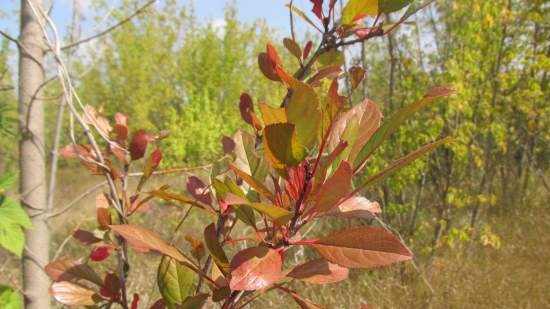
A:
[{"xmin": 1, "ymin": 167, "xmax": 549, "ymax": 308}]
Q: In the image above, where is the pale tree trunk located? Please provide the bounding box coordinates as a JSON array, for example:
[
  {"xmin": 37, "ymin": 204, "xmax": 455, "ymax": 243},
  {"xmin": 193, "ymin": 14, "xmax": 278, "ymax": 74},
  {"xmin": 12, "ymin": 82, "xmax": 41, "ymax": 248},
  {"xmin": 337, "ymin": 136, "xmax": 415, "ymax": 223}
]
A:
[{"xmin": 18, "ymin": 0, "xmax": 50, "ymax": 308}]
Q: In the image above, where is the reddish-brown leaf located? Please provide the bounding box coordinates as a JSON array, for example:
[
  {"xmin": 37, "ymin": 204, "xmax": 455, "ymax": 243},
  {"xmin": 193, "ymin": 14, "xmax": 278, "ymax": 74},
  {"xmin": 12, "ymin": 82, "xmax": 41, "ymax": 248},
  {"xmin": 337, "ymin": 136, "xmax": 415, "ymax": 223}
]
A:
[
  {"xmin": 221, "ymin": 136, "xmax": 236, "ymax": 154},
  {"xmin": 229, "ymin": 246, "xmax": 283, "ymax": 291},
  {"xmin": 258, "ymin": 52, "xmax": 281, "ymax": 81},
  {"xmin": 50, "ymin": 281, "xmax": 100, "ymax": 307},
  {"xmin": 309, "ymin": 227, "xmax": 412, "ymax": 268},
  {"xmin": 72, "ymin": 229, "xmax": 103, "ymax": 247},
  {"xmin": 186, "ymin": 175, "xmax": 212, "ymax": 205},
  {"xmin": 311, "ymin": 161, "xmax": 352, "ymax": 214},
  {"xmin": 303, "ymin": 41, "xmax": 313, "ymax": 60},
  {"xmin": 288, "ymin": 290, "xmax": 326, "ymax": 309},
  {"xmin": 130, "ymin": 129, "xmax": 148, "ymax": 160},
  {"xmin": 149, "ymin": 299, "xmax": 166, "ymax": 309},
  {"xmin": 349, "ymin": 66, "xmax": 366, "ymax": 91},
  {"xmin": 109, "ymin": 224, "xmax": 187, "ymax": 262},
  {"xmin": 287, "ymin": 259, "xmax": 349, "ymax": 284},
  {"xmin": 310, "ymin": 0, "xmax": 324, "ymax": 20},
  {"xmin": 45, "ymin": 259, "xmax": 103, "ymax": 286},
  {"xmin": 99, "ymin": 273, "xmax": 121, "ymax": 299},
  {"xmin": 239, "ymin": 93, "xmax": 254, "ymax": 125}
]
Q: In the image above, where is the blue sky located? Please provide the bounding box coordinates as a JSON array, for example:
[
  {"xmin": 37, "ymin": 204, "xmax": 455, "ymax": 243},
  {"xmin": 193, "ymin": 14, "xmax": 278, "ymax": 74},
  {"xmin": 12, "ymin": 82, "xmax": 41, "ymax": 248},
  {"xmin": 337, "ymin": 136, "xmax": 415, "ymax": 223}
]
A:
[{"xmin": 0, "ymin": 0, "xmax": 315, "ymax": 41}]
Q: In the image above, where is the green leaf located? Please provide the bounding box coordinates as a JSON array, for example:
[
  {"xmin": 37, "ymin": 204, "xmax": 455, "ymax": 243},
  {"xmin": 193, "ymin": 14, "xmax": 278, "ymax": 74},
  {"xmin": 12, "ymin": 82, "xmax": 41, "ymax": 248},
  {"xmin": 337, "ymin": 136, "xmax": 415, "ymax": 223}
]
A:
[
  {"xmin": 225, "ymin": 193, "xmax": 293, "ymax": 225},
  {"xmin": 283, "ymin": 38, "xmax": 302, "ymax": 61},
  {"xmin": 0, "ymin": 285, "xmax": 22, "ymax": 309},
  {"xmin": 342, "ymin": 0, "xmax": 378, "ymax": 25},
  {"xmin": 157, "ymin": 255, "xmax": 195, "ymax": 307},
  {"xmin": 379, "ymin": 0, "xmax": 414, "ymax": 14},
  {"xmin": 204, "ymin": 223, "xmax": 230, "ymax": 276},
  {"xmin": 0, "ymin": 174, "xmax": 15, "ymax": 191},
  {"xmin": 286, "ymin": 81, "xmax": 321, "ymax": 149},
  {"xmin": 228, "ymin": 163, "xmax": 275, "ymax": 203},
  {"xmin": 0, "ymin": 197, "xmax": 31, "ymax": 256},
  {"xmin": 353, "ymin": 86, "xmax": 456, "ymax": 170},
  {"xmin": 317, "ymin": 49, "xmax": 344, "ymax": 67},
  {"xmin": 263, "ymin": 123, "xmax": 307, "ymax": 168}
]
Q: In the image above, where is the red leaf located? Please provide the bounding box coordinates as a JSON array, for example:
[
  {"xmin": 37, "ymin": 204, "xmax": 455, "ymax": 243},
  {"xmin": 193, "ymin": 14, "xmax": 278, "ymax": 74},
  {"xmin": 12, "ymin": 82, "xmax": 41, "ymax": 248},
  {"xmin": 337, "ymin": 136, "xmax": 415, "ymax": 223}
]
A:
[
  {"xmin": 310, "ymin": 0, "xmax": 324, "ymax": 20},
  {"xmin": 131, "ymin": 293, "xmax": 139, "ymax": 309},
  {"xmin": 287, "ymin": 259, "xmax": 349, "ymax": 284},
  {"xmin": 311, "ymin": 161, "xmax": 352, "ymax": 214},
  {"xmin": 239, "ymin": 93, "xmax": 254, "ymax": 125},
  {"xmin": 89, "ymin": 246, "xmax": 110, "ymax": 262},
  {"xmin": 130, "ymin": 129, "xmax": 148, "ymax": 160},
  {"xmin": 229, "ymin": 246, "xmax": 283, "ymax": 291},
  {"xmin": 266, "ymin": 43, "xmax": 282, "ymax": 68},
  {"xmin": 50, "ymin": 281, "xmax": 99, "ymax": 307},
  {"xmin": 45, "ymin": 259, "xmax": 103, "ymax": 286},
  {"xmin": 309, "ymin": 227, "xmax": 413, "ymax": 269},
  {"xmin": 303, "ymin": 41, "xmax": 313, "ymax": 60},
  {"xmin": 99, "ymin": 273, "xmax": 120, "ymax": 299},
  {"xmin": 186, "ymin": 175, "xmax": 212, "ymax": 205},
  {"xmin": 109, "ymin": 224, "xmax": 188, "ymax": 262},
  {"xmin": 151, "ymin": 147, "xmax": 162, "ymax": 170},
  {"xmin": 258, "ymin": 52, "xmax": 281, "ymax": 81}
]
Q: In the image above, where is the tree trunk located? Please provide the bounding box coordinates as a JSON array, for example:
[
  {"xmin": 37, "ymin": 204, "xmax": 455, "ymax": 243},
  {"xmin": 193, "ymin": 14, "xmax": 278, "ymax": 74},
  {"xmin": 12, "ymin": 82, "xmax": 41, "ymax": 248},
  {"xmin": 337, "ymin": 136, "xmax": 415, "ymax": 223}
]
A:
[{"xmin": 18, "ymin": 0, "xmax": 50, "ymax": 308}]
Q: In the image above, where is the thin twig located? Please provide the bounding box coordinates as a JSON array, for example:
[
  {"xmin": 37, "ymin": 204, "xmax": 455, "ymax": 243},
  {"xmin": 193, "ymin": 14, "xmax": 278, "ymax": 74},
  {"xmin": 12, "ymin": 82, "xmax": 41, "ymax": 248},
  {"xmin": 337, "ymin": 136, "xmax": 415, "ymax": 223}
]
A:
[{"xmin": 61, "ymin": 0, "xmax": 157, "ymax": 50}]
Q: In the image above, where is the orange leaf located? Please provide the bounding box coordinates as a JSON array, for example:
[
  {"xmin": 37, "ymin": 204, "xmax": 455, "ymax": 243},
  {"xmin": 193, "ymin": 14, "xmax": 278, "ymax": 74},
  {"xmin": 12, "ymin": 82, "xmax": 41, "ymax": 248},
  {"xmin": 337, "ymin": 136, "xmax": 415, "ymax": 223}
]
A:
[
  {"xmin": 229, "ymin": 246, "xmax": 283, "ymax": 291},
  {"xmin": 311, "ymin": 161, "xmax": 352, "ymax": 214},
  {"xmin": 109, "ymin": 224, "xmax": 188, "ymax": 262},
  {"xmin": 309, "ymin": 227, "xmax": 412, "ymax": 269}
]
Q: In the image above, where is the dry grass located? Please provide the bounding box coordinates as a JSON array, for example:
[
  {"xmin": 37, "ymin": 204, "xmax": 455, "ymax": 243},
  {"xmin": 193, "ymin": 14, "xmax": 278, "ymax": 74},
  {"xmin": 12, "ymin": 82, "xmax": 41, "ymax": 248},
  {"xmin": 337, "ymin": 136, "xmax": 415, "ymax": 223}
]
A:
[{"xmin": 1, "ymin": 168, "xmax": 549, "ymax": 308}]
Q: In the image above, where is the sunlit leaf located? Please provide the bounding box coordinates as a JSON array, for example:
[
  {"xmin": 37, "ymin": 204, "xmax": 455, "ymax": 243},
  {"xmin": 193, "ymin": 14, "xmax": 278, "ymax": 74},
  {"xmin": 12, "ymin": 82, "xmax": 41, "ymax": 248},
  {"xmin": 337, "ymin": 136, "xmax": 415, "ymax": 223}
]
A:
[
  {"xmin": 379, "ymin": 0, "xmax": 414, "ymax": 14},
  {"xmin": 50, "ymin": 281, "xmax": 100, "ymax": 307},
  {"xmin": 324, "ymin": 196, "xmax": 381, "ymax": 219},
  {"xmin": 317, "ymin": 49, "xmax": 344, "ymax": 67},
  {"xmin": 0, "ymin": 285, "xmax": 22, "ymax": 309},
  {"xmin": 225, "ymin": 193, "xmax": 293, "ymax": 225},
  {"xmin": 259, "ymin": 103, "xmax": 287, "ymax": 125},
  {"xmin": 263, "ymin": 123, "xmax": 307, "ymax": 168},
  {"xmin": 287, "ymin": 259, "xmax": 349, "ymax": 284},
  {"xmin": 308, "ymin": 227, "xmax": 412, "ymax": 268},
  {"xmin": 286, "ymin": 81, "xmax": 322, "ymax": 150},
  {"xmin": 109, "ymin": 224, "xmax": 188, "ymax": 262},
  {"xmin": 157, "ymin": 255, "xmax": 195, "ymax": 307},
  {"xmin": 228, "ymin": 163, "xmax": 275, "ymax": 203},
  {"xmin": 342, "ymin": 0, "xmax": 378, "ymax": 25},
  {"xmin": 204, "ymin": 223, "xmax": 230, "ymax": 276},
  {"xmin": 229, "ymin": 246, "xmax": 283, "ymax": 291}
]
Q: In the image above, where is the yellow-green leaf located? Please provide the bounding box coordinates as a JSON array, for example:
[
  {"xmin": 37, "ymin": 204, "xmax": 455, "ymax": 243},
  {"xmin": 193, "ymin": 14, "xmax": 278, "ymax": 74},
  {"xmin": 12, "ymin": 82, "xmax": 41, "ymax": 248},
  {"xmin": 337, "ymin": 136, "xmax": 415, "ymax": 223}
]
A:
[
  {"xmin": 263, "ymin": 123, "xmax": 307, "ymax": 168},
  {"xmin": 157, "ymin": 255, "xmax": 195, "ymax": 307},
  {"xmin": 342, "ymin": 0, "xmax": 378, "ymax": 25}
]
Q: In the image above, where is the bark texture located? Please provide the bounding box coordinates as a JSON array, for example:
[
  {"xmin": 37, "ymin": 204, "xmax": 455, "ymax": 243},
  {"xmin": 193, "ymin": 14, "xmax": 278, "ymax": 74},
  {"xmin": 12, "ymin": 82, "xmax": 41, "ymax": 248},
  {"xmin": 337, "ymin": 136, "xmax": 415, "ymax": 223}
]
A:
[{"xmin": 18, "ymin": 0, "xmax": 50, "ymax": 308}]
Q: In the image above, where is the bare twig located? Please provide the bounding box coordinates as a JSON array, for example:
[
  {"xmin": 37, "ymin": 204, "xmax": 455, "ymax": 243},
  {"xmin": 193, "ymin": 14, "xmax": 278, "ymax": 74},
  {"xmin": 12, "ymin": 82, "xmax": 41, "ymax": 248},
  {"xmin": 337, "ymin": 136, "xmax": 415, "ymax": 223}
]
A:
[{"xmin": 61, "ymin": 0, "xmax": 157, "ymax": 51}]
